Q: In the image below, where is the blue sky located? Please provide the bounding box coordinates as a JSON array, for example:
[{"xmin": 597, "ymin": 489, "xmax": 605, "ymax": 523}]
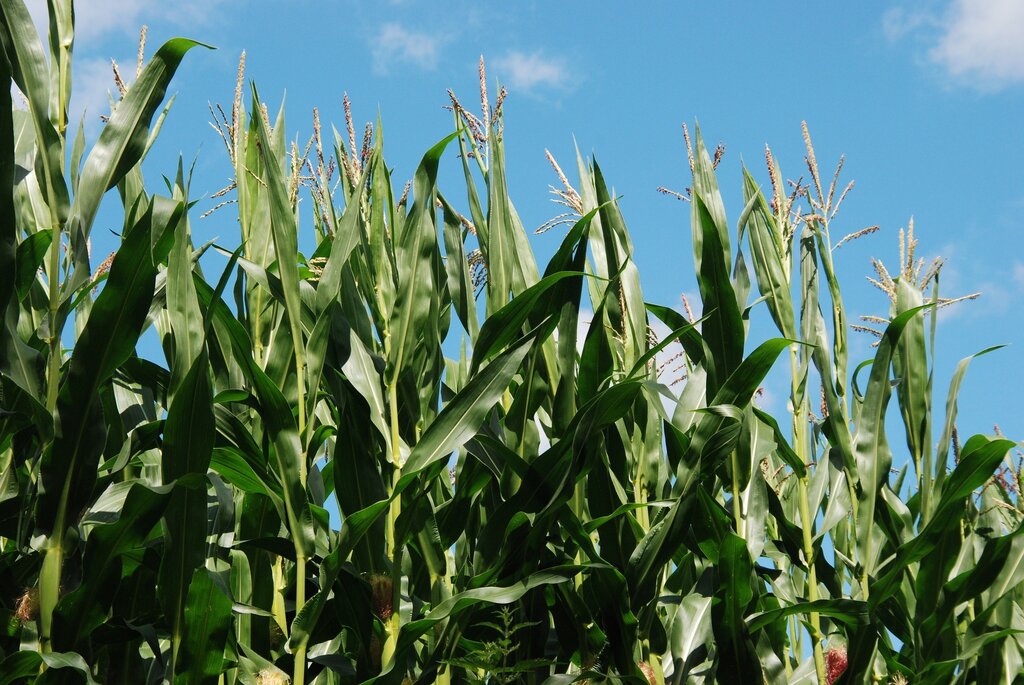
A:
[{"xmin": 28, "ymin": 0, "xmax": 1024, "ymax": 443}]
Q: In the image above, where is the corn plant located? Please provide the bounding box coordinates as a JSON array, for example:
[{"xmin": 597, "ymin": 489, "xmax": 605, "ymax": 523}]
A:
[{"xmin": 2, "ymin": 3, "xmax": 1022, "ymax": 684}]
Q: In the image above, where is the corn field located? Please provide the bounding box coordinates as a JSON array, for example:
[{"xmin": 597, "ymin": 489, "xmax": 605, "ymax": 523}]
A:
[{"xmin": 2, "ymin": 2, "xmax": 1023, "ymax": 684}]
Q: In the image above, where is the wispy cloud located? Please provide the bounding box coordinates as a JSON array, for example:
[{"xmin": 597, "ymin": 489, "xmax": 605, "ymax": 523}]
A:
[
  {"xmin": 21, "ymin": 0, "xmax": 221, "ymax": 134},
  {"xmin": 493, "ymin": 50, "xmax": 569, "ymax": 93},
  {"xmin": 70, "ymin": 57, "xmax": 124, "ymax": 128},
  {"xmin": 370, "ymin": 23, "xmax": 442, "ymax": 75},
  {"xmin": 884, "ymin": 0, "xmax": 1024, "ymax": 89},
  {"xmin": 1013, "ymin": 262, "xmax": 1024, "ymax": 289},
  {"xmin": 27, "ymin": 0, "xmax": 225, "ymax": 43},
  {"xmin": 882, "ymin": 7, "xmax": 939, "ymax": 41}
]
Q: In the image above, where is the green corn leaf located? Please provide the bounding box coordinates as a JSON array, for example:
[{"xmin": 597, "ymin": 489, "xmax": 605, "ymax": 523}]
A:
[
  {"xmin": 752, "ymin": 407, "xmax": 806, "ymax": 478},
  {"xmin": 158, "ymin": 352, "xmax": 215, "ymax": 663},
  {"xmin": 248, "ymin": 361, "xmax": 315, "ymax": 558},
  {"xmin": 166, "ymin": 200, "xmax": 203, "ymax": 391},
  {"xmin": 304, "ymin": 312, "xmax": 334, "ymax": 423},
  {"xmin": 470, "ymin": 271, "xmax": 580, "ymax": 375},
  {"xmin": 0, "ymin": 0, "xmax": 70, "ymax": 226},
  {"xmin": 69, "ymin": 114, "xmax": 85, "ymax": 191},
  {"xmin": 669, "ymin": 593, "xmax": 714, "ymax": 679},
  {"xmin": 439, "ymin": 192, "xmax": 480, "ymax": 339},
  {"xmin": 693, "ymin": 192, "xmax": 744, "ymax": 395},
  {"xmin": 194, "ymin": 264, "xmax": 315, "ymax": 558},
  {"xmin": 932, "ymin": 345, "xmax": 1003, "ymax": 501},
  {"xmin": 854, "ymin": 306, "xmax": 930, "ymax": 578},
  {"xmin": 67, "ymin": 37, "xmax": 208, "ymax": 290},
  {"xmin": 44, "ymin": 0, "xmax": 73, "ymax": 135},
  {"xmin": 0, "ymin": 652, "xmax": 43, "ymax": 685},
  {"xmin": 13, "ymin": 227, "xmax": 51, "ymax": 301},
  {"xmin": 593, "ymin": 162, "xmax": 647, "ymax": 365},
  {"xmin": 36, "ymin": 651, "xmax": 99, "ymax": 685},
  {"xmin": 380, "ymin": 568, "xmax": 579, "ymax": 680},
  {"xmin": 892, "ymin": 279, "xmax": 931, "ymax": 492},
  {"xmin": 918, "ymin": 525, "xmax": 1024, "ymax": 663},
  {"xmin": 747, "ymin": 599, "xmax": 868, "ymax": 632},
  {"xmin": 401, "ymin": 331, "xmax": 535, "ymax": 480},
  {"xmin": 313, "ymin": 150, "xmax": 372, "ymax": 315},
  {"xmin": 645, "ymin": 302, "xmax": 709, "ymax": 370},
  {"xmin": 741, "ymin": 166, "xmax": 795, "ymax": 340},
  {"xmin": 870, "ymin": 435, "xmax": 1016, "ymax": 610},
  {"xmin": 688, "ymin": 338, "xmax": 795, "ymax": 466},
  {"xmin": 386, "ymin": 131, "xmax": 459, "ymax": 384},
  {"xmin": 977, "ymin": 526, "xmax": 1024, "ymax": 613},
  {"xmin": 328, "ymin": 305, "xmax": 391, "ymax": 450},
  {"xmin": 36, "ymin": 195, "xmax": 181, "ymax": 535},
  {"xmin": 627, "ymin": 492, "xmax": 696, "ymax": 608},
  {"xmin": 210, "ymin": 446, "xmax": 279, "ymax": 499},
  {"xmin": 690, "ymin": 124, "xmax": 730, "ymax": 264},
  {"xmin": 0, "ymin": 39, "xmax": 13, "ymax": 316},
  {"xmin": 177, "ymin": 567, "xmax": 232, "ymax": 684},
  {"xmin": 250, "ymin": 84, "xmax": 310, "ymax": 439},
  {"xmin": 482, "ymin": 129, "xmax": 516, "ymax": 313},
  {"xmin": 53, "ymin": 481, "xmax": 172, "ymax": 650},
  {"xmin": 626, "ymin": 315, "xmax": 708, "ymax": 381},
  {"xmin": 713, "ymin": 533, "xmax": 761, "ymax": 682},
  {"xmin": 1, "ymin": 303, "xmax": 45, "ymax": 401}
]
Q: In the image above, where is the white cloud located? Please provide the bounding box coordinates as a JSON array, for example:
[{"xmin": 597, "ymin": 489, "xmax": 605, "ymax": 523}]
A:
[
  {"xmin": 493, "ymin": 50, "xmax": 569, "ymax": 93},
  {"xmin": 884, "ymin": 0, "xmax": 1024, "ymax": 88},
  {"xmin": 371, "ymin": 23, "xmax": 441, "ymax": 75},
  {"xmin": 930, "ymin": 0, "xmax": 1024, "ymax": 85}
]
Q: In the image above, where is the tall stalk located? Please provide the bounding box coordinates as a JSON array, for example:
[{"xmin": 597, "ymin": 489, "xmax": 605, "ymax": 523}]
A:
[
  {"xmin": 380, "ymin": 375, "xmax": 405, "ymax": 669},
  {"xmin": 792, "ymin": 346, "xmax": 827, "ymax": 684}
]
